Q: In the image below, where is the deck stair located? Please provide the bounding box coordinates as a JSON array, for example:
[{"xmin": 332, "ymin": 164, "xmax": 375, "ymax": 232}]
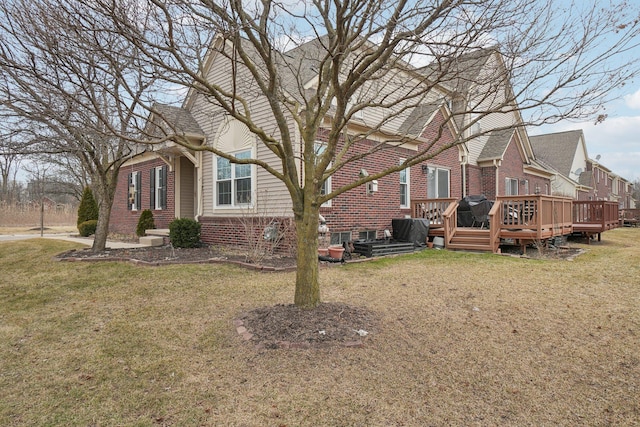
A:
[{"xmin": 446, "ymin": 227, "xmax": 492, "ymax": 252}]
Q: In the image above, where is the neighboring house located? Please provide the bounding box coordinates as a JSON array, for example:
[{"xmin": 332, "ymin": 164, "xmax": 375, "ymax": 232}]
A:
[
  {"xmin": 110, "ymin": 38, "xmax": 555, "ymax": 246},
  {"xmin": 529, "ymin": 129, "xmax": 635, "ymax": 209},
  {"xmin": 529, "ymin": 130, "xmax": 594, "ymax": 199}
]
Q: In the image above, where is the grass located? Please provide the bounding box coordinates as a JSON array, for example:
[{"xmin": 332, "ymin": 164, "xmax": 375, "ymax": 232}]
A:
[{"xmin": 1, "ymin": 229, "xmax": 639, "ymax": 426}]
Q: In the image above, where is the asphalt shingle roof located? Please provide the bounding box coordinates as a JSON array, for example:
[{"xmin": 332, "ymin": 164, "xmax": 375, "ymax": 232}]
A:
[
  {"xmin": 478, "ymin": 129, "xmax": 514, "ymax": 161},
  {"xmin": 529, "ymin": 130, "xmax": 583, "ymax": 177},
  {"xmin": 151, "ymin": 104, "xmax": 205, "ymax": 137}
]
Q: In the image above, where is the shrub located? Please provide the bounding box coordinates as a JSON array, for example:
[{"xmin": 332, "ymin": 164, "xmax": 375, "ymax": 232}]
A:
[
  {"xmin": 169, "ymin": 218, "xmax": 201, "ymax": 248},
  {"xmin": 136, "ymin": 209, "xmax": 156, "ymax": 237},
  {"xmin": 77, "ymin": 187, "xmax": 98, "ymax": 227},
  {"xmin": 78, "ymin": 219, "xmax": 98, "ymax": 237}
]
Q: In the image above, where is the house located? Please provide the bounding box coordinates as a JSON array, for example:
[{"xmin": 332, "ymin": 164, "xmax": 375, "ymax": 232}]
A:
[
  {"xmin": 109, "ymin": 38, "xmax": 556, "ymax": 248},
  {"xmin": 529, "ymin": 129, "xmax": 635, "ymax": 209},
  {"xmin": 529, "ymin": 130, "xmax": 594, "ymax": 199}
]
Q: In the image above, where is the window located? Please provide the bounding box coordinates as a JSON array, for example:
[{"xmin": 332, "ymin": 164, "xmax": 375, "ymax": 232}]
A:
[
  {"xmin": 127, "ymin": 171, "xmax": 141, "ymax": 211},
  {"xmin": 358, "ymin": 230, "xmax": 377, "ymax": 241},
  {"xmin": 315, "ymin": 143, "xmax": 332, "ymax": 207},
  {"xmin": 400, "ymin": 160, "xmax": 410, "ymax": 208},
  {"xmin": 505, "ymin": 178, "xmax": 518, "ymax": 196},
  {"xmin": 150, "ymin": 165, "xmax": 167, "ymax": 210},
  {"xmin": 427, "ymin": 166, "xmax": 450, "ymax": 198},
  {"xmin": 330, "ymin": 231, "xmax": 352, "ymax": 245},
  {"xmin": 469, "ymin": 113, "xmax": 481, "ymax": 135},
  {"xmin": 216, "ymin": 150, "xmax": 252, "ymax": 206},
  {"xmin": 523, "ymin": 179, "xmax": 529, "ymax": 195}
]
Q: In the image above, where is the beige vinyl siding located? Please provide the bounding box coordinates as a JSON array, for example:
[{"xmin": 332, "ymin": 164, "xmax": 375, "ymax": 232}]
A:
[
  {"xmin": 189, "ymin": 44, "xmax": 294, "ymax": 217},
  {"xmin": 465, "ymin": 54, "xmax": 518, "ymax": 166}
]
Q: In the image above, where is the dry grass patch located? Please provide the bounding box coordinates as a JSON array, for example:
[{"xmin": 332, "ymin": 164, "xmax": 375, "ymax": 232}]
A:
[{"xmin": 1, "ymin": 230, "xmax": 639, "ymax": 426}]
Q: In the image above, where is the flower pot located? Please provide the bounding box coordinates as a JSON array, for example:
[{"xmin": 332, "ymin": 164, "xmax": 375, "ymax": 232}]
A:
[
  {"xmin": 318, "ymin": 248, "xmax": 330, "ymax": 257},
  {"xmin": 427, "ymin": 241, "xmax": 434, "ymax": 249},
  {"xmin": 328, "ymin": 245, "xmax": 345, "ymax": 259}
]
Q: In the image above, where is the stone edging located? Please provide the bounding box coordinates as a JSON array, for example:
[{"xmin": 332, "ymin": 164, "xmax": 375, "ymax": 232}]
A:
[{"xmin": 53, "ymin": 250, "xmax": 298, "ymax": 272}]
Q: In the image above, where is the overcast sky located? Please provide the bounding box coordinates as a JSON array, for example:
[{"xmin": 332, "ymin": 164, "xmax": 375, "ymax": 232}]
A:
[{"xmin": 530, "ymin": 83, "xmax": 640, "ymax": 183}]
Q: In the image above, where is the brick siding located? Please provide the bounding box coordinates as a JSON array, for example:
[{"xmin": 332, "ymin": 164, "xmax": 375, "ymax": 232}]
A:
[{"xmin": 109, "ymin": 158, "xmax": 175, "ymax": 235}]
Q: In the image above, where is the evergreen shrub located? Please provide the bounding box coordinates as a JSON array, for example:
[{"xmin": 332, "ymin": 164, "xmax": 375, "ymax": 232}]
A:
[
  {"xmin": 136, "ymin": 209, "xmax": 156, "ymax": 237},
  {"xmin": 78, "ymin": 220, "xmax": 98, "ymax": 237},
  {"xmin": 77, "ymin": 187, "xmax": 99, "ymax": 227},
  {"xmin": 169, "ymin": 218, "xmax": 201, "ymax": 248}
]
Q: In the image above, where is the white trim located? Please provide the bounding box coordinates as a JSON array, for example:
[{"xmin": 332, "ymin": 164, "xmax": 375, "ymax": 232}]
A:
[{"xmin": 400, "ymin": 159, "xmax": 410, "ymax": 208}]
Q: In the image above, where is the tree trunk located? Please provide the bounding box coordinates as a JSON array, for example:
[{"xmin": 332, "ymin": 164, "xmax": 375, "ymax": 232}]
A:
[
  {"xmin": 92, "ymin": 199, "xmax": 112, "ymax": 252},
  {"xmin": 293, "ymin": 204, "xmax": 321, "ymax": 308},
  {"xmin": 91, "ymin": 171, "xmax": 119, "ymax": 253}
]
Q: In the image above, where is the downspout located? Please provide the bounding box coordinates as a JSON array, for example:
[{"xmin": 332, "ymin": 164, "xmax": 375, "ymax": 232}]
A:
[
  {"xmin": 196, "ymin": 150, "xmax": 203, "ymax": 219},
  {"xmin": 461, "ymin": 156, "xmax": 467, "ymax": 198},
  {"xmin": 494, "ymin": 159, "xmax": 500, "ymax": 197}
]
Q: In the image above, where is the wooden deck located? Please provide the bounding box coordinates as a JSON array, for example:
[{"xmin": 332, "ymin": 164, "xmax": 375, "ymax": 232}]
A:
[{"xmin": 411, "ymin": 197, "xmax": 620, "ymax": 253}]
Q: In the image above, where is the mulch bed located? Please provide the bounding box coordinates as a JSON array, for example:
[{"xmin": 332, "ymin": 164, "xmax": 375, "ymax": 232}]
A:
[
  {"xmin": 55, "ymin": 245, "xmax": 298, "ymax": 270},
  {"xmin": 235, "ymin": 302, "xmax": 377, "ymax": 350}
]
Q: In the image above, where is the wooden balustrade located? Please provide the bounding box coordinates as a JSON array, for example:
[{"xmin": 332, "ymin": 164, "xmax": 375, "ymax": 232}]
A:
[
  {"xmin": 409, "ymin": 196, "xmax": 617, "ymax": 252},
  {"xmin": 410, "ymin": 199, "xmax": 456, "ymax": 226}
]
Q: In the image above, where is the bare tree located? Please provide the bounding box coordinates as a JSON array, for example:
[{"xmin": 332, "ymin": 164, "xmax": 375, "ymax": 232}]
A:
[
  {"xmin": 0, "ymin": 0, "xmax": 163, "ymax": 251},
  {"xmin": 632, "ymin": 178, "xmax": 640, "ymax": 203}
]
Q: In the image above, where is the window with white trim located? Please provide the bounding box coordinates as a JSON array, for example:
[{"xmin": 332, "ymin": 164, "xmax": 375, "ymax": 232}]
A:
[
  {"xmin": 427, "ymin": 166, "xmax": 450, "ymax": 198},
  {"xmin": 315, "ymin": 143, "xmax": 332, "ymax": 207},
  {"xmin": 469, "ymin": 113, "xmax": 481, "ymax": 135},
  {"xmin": 505, "ymin": 177, "xmax": 519, "ymax": 196},
  {"xmin": 400, "ymin": 160, "xmax": 410, "ymax": 208},
  {"xmin": 215, "ymin": 150, "xmax": 252, "ymax": 206},
  {"xmin": 151, "ymin": 165, "xmax": 167, "ymax": 210}
]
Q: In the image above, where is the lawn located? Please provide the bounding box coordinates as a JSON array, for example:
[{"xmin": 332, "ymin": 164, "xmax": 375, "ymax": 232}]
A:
[{"xmin": 1, "ymin": 229, "xmax": 639, "ymax": 426}]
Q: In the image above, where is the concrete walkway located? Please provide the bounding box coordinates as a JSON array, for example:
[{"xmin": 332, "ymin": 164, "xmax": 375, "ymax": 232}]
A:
[{"xmin": 0, "ymin": 233, "xmax": 145, "ymax": 249}]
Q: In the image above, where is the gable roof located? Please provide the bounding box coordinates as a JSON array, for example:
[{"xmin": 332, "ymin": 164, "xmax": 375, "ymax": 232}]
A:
[
  {"xmin": 477, "ymin": 129, "xmax": 514, "ymax": 161},
  {"xmin": 528, "ymin": 130, "xmax": 585, "ymax": 177},
  {"xmin": 150, "ymin": 104, "xmax": 205, "ymax": 137},
  {"xmin": 397, "ymin": 102, "xmax": 443, "ymax": 137}
]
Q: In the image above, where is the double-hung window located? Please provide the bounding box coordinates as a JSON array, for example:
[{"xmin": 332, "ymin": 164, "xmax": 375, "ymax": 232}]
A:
[
  {"xmin": 150, "ymin": 165, "xmax": 167, "ymax": 210},
  {"xmin": 399, "ymin": 160, "xmax": 410, "ymax": 208},
  {"xmin": 216, "ymin": 150, "xmax": 252, "ymax": 206},
  {"xmin": 427, "ymin": 166, "xmax": 450, "ymax": 198}
]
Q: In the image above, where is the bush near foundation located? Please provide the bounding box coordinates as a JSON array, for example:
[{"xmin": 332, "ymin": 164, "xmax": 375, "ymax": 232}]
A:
[{"xmin": 169, "ymin": 218, "xmax": 201, "ymax": 248}]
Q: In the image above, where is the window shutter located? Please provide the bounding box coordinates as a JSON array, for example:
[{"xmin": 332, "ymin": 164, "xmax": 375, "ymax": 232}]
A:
[
  {"xmin": 160, "ymin": 165, "xmax": 167, "ymax": 209},
  {"xmin": 127, "ymin": 173, "xmax": 132, "ymax": 210},
  {"xmin": 150, "ymin": 168, "xmax": 155, "ymax": 209},
  {"xmin": 136, "ymin": 172, "xmax": 142, "ymax": 210}
]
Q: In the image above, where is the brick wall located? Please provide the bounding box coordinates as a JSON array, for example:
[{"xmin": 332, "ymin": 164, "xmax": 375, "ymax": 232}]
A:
[
  {"xmin": 199, "ymin": 215, "xmax": 297, "ymax": 255},
  {"xmin": 109, "ymin": 158, "xmax": 176, "ymax": 235},
  {"xmin": 466, "ymin": 165, "xmax": 484, "ymax": 196},
  {"xmin": 314, "ymin": 110, "xmax": 459, "ymax": 241}
]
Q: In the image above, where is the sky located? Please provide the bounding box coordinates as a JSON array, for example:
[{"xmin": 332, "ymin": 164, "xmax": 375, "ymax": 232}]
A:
[{"xmin": 530, "ymin": 83, "xmax": 640, "ymax": 184}]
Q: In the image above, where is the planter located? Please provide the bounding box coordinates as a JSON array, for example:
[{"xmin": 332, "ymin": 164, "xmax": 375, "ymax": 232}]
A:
[
  {"xmin": 318, "ymin": 248, "xmax": 330, "ymax": 257},
  {"xmin": 328, "ymin": 245, "xmax": 345, "ymax": 259},
  {"xmin": 427, "ymin": 241, "xmax": 434, "ymax": 249}
]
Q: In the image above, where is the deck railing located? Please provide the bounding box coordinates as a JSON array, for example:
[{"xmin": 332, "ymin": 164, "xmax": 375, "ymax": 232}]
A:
[
  {"xmin": 497, "ymin": 195, "xmax": 574, "ymax": 235},
  {"xmin": 410, "ymin": 198, "xmax": 456, "ymax": 226},
  {"xmin": 411, "ymin": 196, "xmax": 620, "ymax": 252},
  {"xmin": 441, "ymin": 200, "xmax": 459, "ymax": 246},
  {"xmin": 572, "ymin": 200, "xmax": 619, "ymax": 230}
]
